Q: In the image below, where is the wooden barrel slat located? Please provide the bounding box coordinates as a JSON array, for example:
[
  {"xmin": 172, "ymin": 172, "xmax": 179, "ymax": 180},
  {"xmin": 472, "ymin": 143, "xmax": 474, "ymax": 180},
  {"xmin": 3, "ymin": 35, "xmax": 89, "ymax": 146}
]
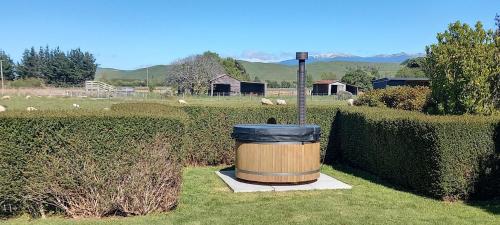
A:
[{"xmin": 235, "ymin": 141, "xmax": 320, "ymax": 183}]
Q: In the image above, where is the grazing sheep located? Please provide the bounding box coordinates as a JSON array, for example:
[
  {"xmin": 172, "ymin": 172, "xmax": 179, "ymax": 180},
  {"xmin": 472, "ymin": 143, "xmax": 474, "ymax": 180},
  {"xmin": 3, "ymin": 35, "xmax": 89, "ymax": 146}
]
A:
[
  {"xmin": 25, "ymin": 95, "xmax": 32, "ymax": 99},
  {"xmin": 0, "ymin": 105, "xmax": 6, "ymax": 112},
  {"xmin": 1, "ymin": 96, "xmax": 11, "ymax": 100},
  {"xmin": 72, "ymin": 103, "xmax": 80, "ymax": 108},
  {"xmin": 178, "ymin": 99, "xmax": 187, "ymax": 104},
  {"xmin": 103, "ymin": 107, "xmax": 110, "ymax": 111},
  {"xmin": 276, "ymin": 99, "xmax": 287, "ymax": 105},
  {"xmin": 261, "ymin": 98, "xmax": 273, "ymax": 105},
  {"xmin": 26, "ymin": 106, "xmax": 38, "ymax": 111},
  {"xmin": 347, "ymin": 99, "xmax": 355, "ymax": 106}
]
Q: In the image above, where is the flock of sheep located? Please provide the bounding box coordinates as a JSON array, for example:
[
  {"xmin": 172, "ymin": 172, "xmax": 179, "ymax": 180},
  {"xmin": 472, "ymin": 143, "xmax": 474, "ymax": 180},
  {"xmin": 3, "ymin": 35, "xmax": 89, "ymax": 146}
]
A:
[
  {"xmin": 177, "ymin": 98, "xmax": 355, "ymax": 106},
  {"xmin": 0, "ymin": 95, "xmax": 81, "ymax": 112}
]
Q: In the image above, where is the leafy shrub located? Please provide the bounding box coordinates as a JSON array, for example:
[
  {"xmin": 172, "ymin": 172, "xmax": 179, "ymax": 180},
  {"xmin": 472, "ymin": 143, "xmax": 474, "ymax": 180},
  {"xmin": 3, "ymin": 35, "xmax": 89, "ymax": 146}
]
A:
[
  {"xmin": 331, "ymin": 107, "xmax": 500, "ymax": 200},
  {"xmin": 0, "ymin": 111, "xmax": 184, "ymax": 217},
  {"xmin": 425, "ymin": 21, "xmax": 499, "ymax": 115},
  {"xmin": 355, "ymin": 86, "xmax": 430, "ymax": 111}
]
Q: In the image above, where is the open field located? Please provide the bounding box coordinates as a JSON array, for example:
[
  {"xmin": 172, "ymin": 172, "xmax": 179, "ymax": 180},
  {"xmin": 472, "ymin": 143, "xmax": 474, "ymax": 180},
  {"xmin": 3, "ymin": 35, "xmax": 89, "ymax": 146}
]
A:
[
  {"xmin": 4, "ymin": 165, "xmax": 499, "ymax": 225},
  {"xmin": 0, "ymin": 95, "xmax": 349, "ymax": 111}
]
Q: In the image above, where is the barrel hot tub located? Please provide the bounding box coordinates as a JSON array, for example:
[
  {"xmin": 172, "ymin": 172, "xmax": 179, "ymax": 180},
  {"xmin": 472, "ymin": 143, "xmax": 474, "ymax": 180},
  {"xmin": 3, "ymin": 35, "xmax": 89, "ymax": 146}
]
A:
[{"xmin": 232, "ymin": 124, "xmax": 321, "ymax": 183}]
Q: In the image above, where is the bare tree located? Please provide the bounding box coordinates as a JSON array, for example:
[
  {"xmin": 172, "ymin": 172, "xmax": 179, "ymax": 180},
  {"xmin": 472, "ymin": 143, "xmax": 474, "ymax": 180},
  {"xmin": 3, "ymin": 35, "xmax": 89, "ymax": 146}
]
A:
[{"xmin": 167, "ymin": 54, "xmax": 225, "ymax": 95}]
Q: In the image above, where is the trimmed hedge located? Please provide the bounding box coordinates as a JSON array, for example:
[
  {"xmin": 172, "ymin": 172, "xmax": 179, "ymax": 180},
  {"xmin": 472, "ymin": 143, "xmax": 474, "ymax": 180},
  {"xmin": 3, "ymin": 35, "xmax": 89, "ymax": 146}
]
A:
[
  {"xmin": 0, "ymin": 110, "xmax": 184, "ymax": 217},
  {"xmin": 333, "ymin": 107, "xmax": 500, "ymax": 200}
]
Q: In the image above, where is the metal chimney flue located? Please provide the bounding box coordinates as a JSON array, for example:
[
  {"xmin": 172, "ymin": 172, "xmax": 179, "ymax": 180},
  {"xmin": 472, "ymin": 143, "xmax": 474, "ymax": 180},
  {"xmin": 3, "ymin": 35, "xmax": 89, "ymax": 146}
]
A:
[{"xmin": 296, "ymin": 52, "xmax": 308, "ymax": 126}]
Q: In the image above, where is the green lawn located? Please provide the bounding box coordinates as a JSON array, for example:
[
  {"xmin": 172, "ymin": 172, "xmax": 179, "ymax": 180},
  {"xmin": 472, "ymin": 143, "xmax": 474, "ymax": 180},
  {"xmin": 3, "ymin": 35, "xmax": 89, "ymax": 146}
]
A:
[{"xmin": 4, "ymin": 165, "xmax": 499, "ymax": 225}]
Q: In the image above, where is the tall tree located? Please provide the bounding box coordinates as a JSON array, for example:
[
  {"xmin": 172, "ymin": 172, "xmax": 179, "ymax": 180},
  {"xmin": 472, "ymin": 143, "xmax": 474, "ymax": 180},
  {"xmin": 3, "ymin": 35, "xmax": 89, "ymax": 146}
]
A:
[
  {"xmin": 167, "ymin": 53, "xmax": 225, "ymax": 95},
  {"xmin": 17, "ymin": 47, "xmax": 43, "ymax": 79},
  {"xmin": 0, "ymin": 50, "xmax": 16, "ymax": 80},
  {"xmin": 341, "ymin": 68, "xmax": 374, "ymax": 90},
  {"xmin": 425, "ymin": 21, "xmax": 499, "ymax": 115}
]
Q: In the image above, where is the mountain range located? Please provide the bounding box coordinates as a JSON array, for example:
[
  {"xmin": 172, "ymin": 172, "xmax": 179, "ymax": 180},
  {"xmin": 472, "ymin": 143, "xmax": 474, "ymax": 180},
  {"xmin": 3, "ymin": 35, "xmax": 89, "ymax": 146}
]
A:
[{"xmin": 277, "ymin": 52, "xmax": 424, "ymax": 65}]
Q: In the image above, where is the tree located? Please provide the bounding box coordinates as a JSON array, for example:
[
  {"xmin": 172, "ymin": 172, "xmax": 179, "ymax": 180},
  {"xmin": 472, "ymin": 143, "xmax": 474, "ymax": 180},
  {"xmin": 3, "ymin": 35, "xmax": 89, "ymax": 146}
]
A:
[
  {"xmin": 493, "ymin": 14, "xmax": 500, "ymax": 108},
  {"xmin": 341, "ymin": 68, "xmax": 374, "ymax": 90},
  {"xmin": 306, "ymin": 74, "xmax": 313, "ymax": 88},
  {"xmin": 253, "ymin": 76, "xmax": 261, "ymax": 82},
  {"xmin": 167, "ymin": 54, "xmax": 225, "ymax": 95},
  {"xmin": 425, "ymin": 21, "xmax": 499, "ymax": 115},
  {"xmin": 0, "ymin": 50, "xmax": 16, "ymax": 80},
  {"xmin": 395, "ymin": 57, "xmax": 427, "ymax": 78},
  {"xmin": 202, "ymin": 51, "xmax": 249, "ymax": 81},
  {"xmin": 17, "ymin": 47, "xmax": 43, "ymax": 79},
  {"xmin": 265, "ymin": 80, "xmax": 279, "ymax": 88},
  {"xmin": 320, "ymin": 72, "xmax": 338, "ymax": 80},
  {"xmin": 280, "ymin": 80, "xmax": 292, "ymax": 88},
  {"xmin": 16, "ymin": 46, "xmax": 97, "ymax": 86}
]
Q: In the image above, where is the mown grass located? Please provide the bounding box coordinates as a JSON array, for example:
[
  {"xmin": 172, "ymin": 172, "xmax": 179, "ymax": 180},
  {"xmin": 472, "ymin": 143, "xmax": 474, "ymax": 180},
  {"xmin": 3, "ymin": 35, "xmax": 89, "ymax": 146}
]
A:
[{"xmin": 4, "ymin": 165, "xmax": 499, "ymax": 225}]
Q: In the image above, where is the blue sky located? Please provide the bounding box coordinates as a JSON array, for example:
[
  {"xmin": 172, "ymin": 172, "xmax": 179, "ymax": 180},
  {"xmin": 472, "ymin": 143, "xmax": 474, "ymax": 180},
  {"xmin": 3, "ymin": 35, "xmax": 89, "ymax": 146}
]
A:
[{"xmin": 1, "ymin": 0, "xmax": 498, "ymax": 69}]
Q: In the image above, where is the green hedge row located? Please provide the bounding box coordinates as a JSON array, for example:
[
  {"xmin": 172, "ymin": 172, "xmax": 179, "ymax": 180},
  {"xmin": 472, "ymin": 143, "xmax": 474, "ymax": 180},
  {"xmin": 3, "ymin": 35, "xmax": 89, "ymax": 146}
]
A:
[
  {"xmin": 0, "ymin": 110, "xmax": 184, "ymax": 216},
  {"xmin": 333, "ymin": 107, "xmax": 500, "ymax": 200}
]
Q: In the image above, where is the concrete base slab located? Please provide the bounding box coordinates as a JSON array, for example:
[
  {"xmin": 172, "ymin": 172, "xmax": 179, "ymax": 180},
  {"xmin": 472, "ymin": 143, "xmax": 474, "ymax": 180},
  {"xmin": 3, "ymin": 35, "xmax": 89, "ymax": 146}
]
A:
[{"xmin": 216, "ymin": 170, "xmax": 351, "ymax": 193}]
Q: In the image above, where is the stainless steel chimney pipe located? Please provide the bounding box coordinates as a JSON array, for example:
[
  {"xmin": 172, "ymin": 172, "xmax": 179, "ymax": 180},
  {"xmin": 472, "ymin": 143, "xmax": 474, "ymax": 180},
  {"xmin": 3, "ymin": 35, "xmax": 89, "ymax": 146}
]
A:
[{"xmin": 296, "ymin": 52, "xmax": 308, "ymax": 126}]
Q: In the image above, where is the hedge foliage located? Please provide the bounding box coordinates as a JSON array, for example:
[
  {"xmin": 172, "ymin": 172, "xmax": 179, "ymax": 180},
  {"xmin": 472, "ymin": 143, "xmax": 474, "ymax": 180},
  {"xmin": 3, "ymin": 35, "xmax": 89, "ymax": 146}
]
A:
[
  {"xmin": 355, "ymin": 86, "xmax": 431, "ymax": 111},
  {"xmin": 332, "ymin": 107, "xmax": 500, "ymax": 200},
  {"xmin": 0, "ymin": 110, "xmax": 184, "ymax": 217}
]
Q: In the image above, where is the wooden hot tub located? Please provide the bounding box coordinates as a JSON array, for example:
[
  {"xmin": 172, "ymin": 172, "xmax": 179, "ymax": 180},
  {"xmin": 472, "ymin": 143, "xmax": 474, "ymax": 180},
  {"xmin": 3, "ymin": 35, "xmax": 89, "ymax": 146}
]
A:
[{"xmin": 231, "ymin": 124, "xmax": 321, "ymax": 183}]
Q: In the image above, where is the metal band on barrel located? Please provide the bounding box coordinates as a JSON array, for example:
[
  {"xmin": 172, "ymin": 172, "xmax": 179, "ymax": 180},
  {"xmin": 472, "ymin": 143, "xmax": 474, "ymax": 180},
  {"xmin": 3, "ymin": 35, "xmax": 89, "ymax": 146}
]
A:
[{"xmin": 236, "ymin": 168, "xmax": 320, "ymax": 176}]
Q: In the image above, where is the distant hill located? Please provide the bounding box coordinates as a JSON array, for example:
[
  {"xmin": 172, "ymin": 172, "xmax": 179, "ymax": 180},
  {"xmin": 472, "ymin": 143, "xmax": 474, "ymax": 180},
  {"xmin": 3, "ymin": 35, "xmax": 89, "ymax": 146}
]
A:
[
  {"xmin": 95, "ymin": 65, "xmax": 171, "ymax": 84},
  {"xmin": 95, "ymin": 60, "xmax": 402, "ymax": 84},
  {"xmin": 240, "ymin": 60, "xmax": 402, "ymax": 81},
  {"xmin": 278, "ymin": 52, "xmax": 423, "ymax": 65}
]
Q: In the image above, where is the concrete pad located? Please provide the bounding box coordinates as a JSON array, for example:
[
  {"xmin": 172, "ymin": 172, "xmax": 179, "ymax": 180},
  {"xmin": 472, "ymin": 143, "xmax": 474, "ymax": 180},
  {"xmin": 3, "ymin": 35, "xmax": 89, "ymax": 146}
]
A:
[{"xmin": 216, "ymin": 170, "xmax": 352, "ymax": 193}]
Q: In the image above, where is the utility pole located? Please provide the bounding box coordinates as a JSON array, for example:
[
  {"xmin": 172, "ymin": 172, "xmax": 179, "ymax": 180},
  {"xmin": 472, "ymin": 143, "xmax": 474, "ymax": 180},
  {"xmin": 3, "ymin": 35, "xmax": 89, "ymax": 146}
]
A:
[{"xmin": 0, "ymin": 60, "xmax": 4, "ymax": 96}]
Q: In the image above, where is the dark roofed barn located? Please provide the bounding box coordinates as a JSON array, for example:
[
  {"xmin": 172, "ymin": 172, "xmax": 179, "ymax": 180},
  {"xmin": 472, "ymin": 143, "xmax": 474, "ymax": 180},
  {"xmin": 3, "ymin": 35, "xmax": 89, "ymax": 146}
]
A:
[
  {"xmin": 209, "ymin": 74, "xmax": 266, "ymax": 96},
  {"xmin": 372, "ymin": 77, "xmax": 430, "ymax": 89}
]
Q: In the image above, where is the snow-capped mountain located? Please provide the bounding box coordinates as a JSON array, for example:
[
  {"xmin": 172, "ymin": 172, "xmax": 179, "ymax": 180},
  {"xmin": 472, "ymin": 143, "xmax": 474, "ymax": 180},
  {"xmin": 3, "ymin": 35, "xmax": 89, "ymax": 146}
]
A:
[{"xmin": 278, "ymin": 52, "xmax": 424, "ymax": 65}]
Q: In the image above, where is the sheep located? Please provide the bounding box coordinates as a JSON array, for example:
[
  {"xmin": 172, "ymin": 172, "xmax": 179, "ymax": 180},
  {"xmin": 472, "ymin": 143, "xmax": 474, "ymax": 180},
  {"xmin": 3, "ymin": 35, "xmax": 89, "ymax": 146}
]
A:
[
  {"xmin": 276, "ymin": 99, "xmax": 287, "ymax": 105},
  {"xmin": 347, "ymin": 99, "xmax": 355, "ymax": 106},
  {"xmin": 178, "ymin": 99, "xmax": 188, "ymax": 104},
  {"xmin": 261, "ymin": 98, "xmax": 273, "ymax": 105},
  {"xmin": 26, "ymin": 106, "xmax": 38, "ymax": 111},
  {"xmin": 25, "ymin": 95, "xmax": 32, "ymax": 99},
  {"xmin": 103, "ymin": 107, "xmax": 110, "ymax": 111},
  {"xmin": 1, "ymin": 96, "xmax": 11, "ymax": 100},
  {"xmin": 0, "ymin": 105, "xmax": 6, "ymax": 112},
  {"xmin": 72, "ymin": 103, "xmax": 80, "ymax": 109}
]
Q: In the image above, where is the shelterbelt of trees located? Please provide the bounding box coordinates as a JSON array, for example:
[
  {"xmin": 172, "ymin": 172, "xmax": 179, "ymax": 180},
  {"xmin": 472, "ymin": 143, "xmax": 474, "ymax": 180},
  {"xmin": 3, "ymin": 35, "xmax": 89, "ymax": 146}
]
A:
[{"xmin": 0, "ymin": 46, "xmax": 97, "ymax": 86}]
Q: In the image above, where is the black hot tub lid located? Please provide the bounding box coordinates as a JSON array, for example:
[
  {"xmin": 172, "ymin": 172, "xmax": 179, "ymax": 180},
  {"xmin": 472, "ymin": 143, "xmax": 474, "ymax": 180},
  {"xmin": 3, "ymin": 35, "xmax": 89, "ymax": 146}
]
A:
[{"xmin": 231, "ymin": 124, "xmax": 321, "ymax": 142}]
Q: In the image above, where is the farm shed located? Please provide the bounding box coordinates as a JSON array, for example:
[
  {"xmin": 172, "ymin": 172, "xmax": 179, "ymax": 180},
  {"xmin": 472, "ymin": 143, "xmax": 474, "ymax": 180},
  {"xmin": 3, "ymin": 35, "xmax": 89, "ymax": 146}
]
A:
[
  {"xmin": 312, "ymin": 80, "xmax": 346, "ymax": 95},
  {"xmin": 345, "ymin": 84, "xmax": 361, "ymax": 95},
  {"xmin": 209, "ymin": 74, "xmax": 266, "ymax": 96},
  {"xmin": 372, "ymin": 77, "xmax": 430, "ymax": 89}
]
